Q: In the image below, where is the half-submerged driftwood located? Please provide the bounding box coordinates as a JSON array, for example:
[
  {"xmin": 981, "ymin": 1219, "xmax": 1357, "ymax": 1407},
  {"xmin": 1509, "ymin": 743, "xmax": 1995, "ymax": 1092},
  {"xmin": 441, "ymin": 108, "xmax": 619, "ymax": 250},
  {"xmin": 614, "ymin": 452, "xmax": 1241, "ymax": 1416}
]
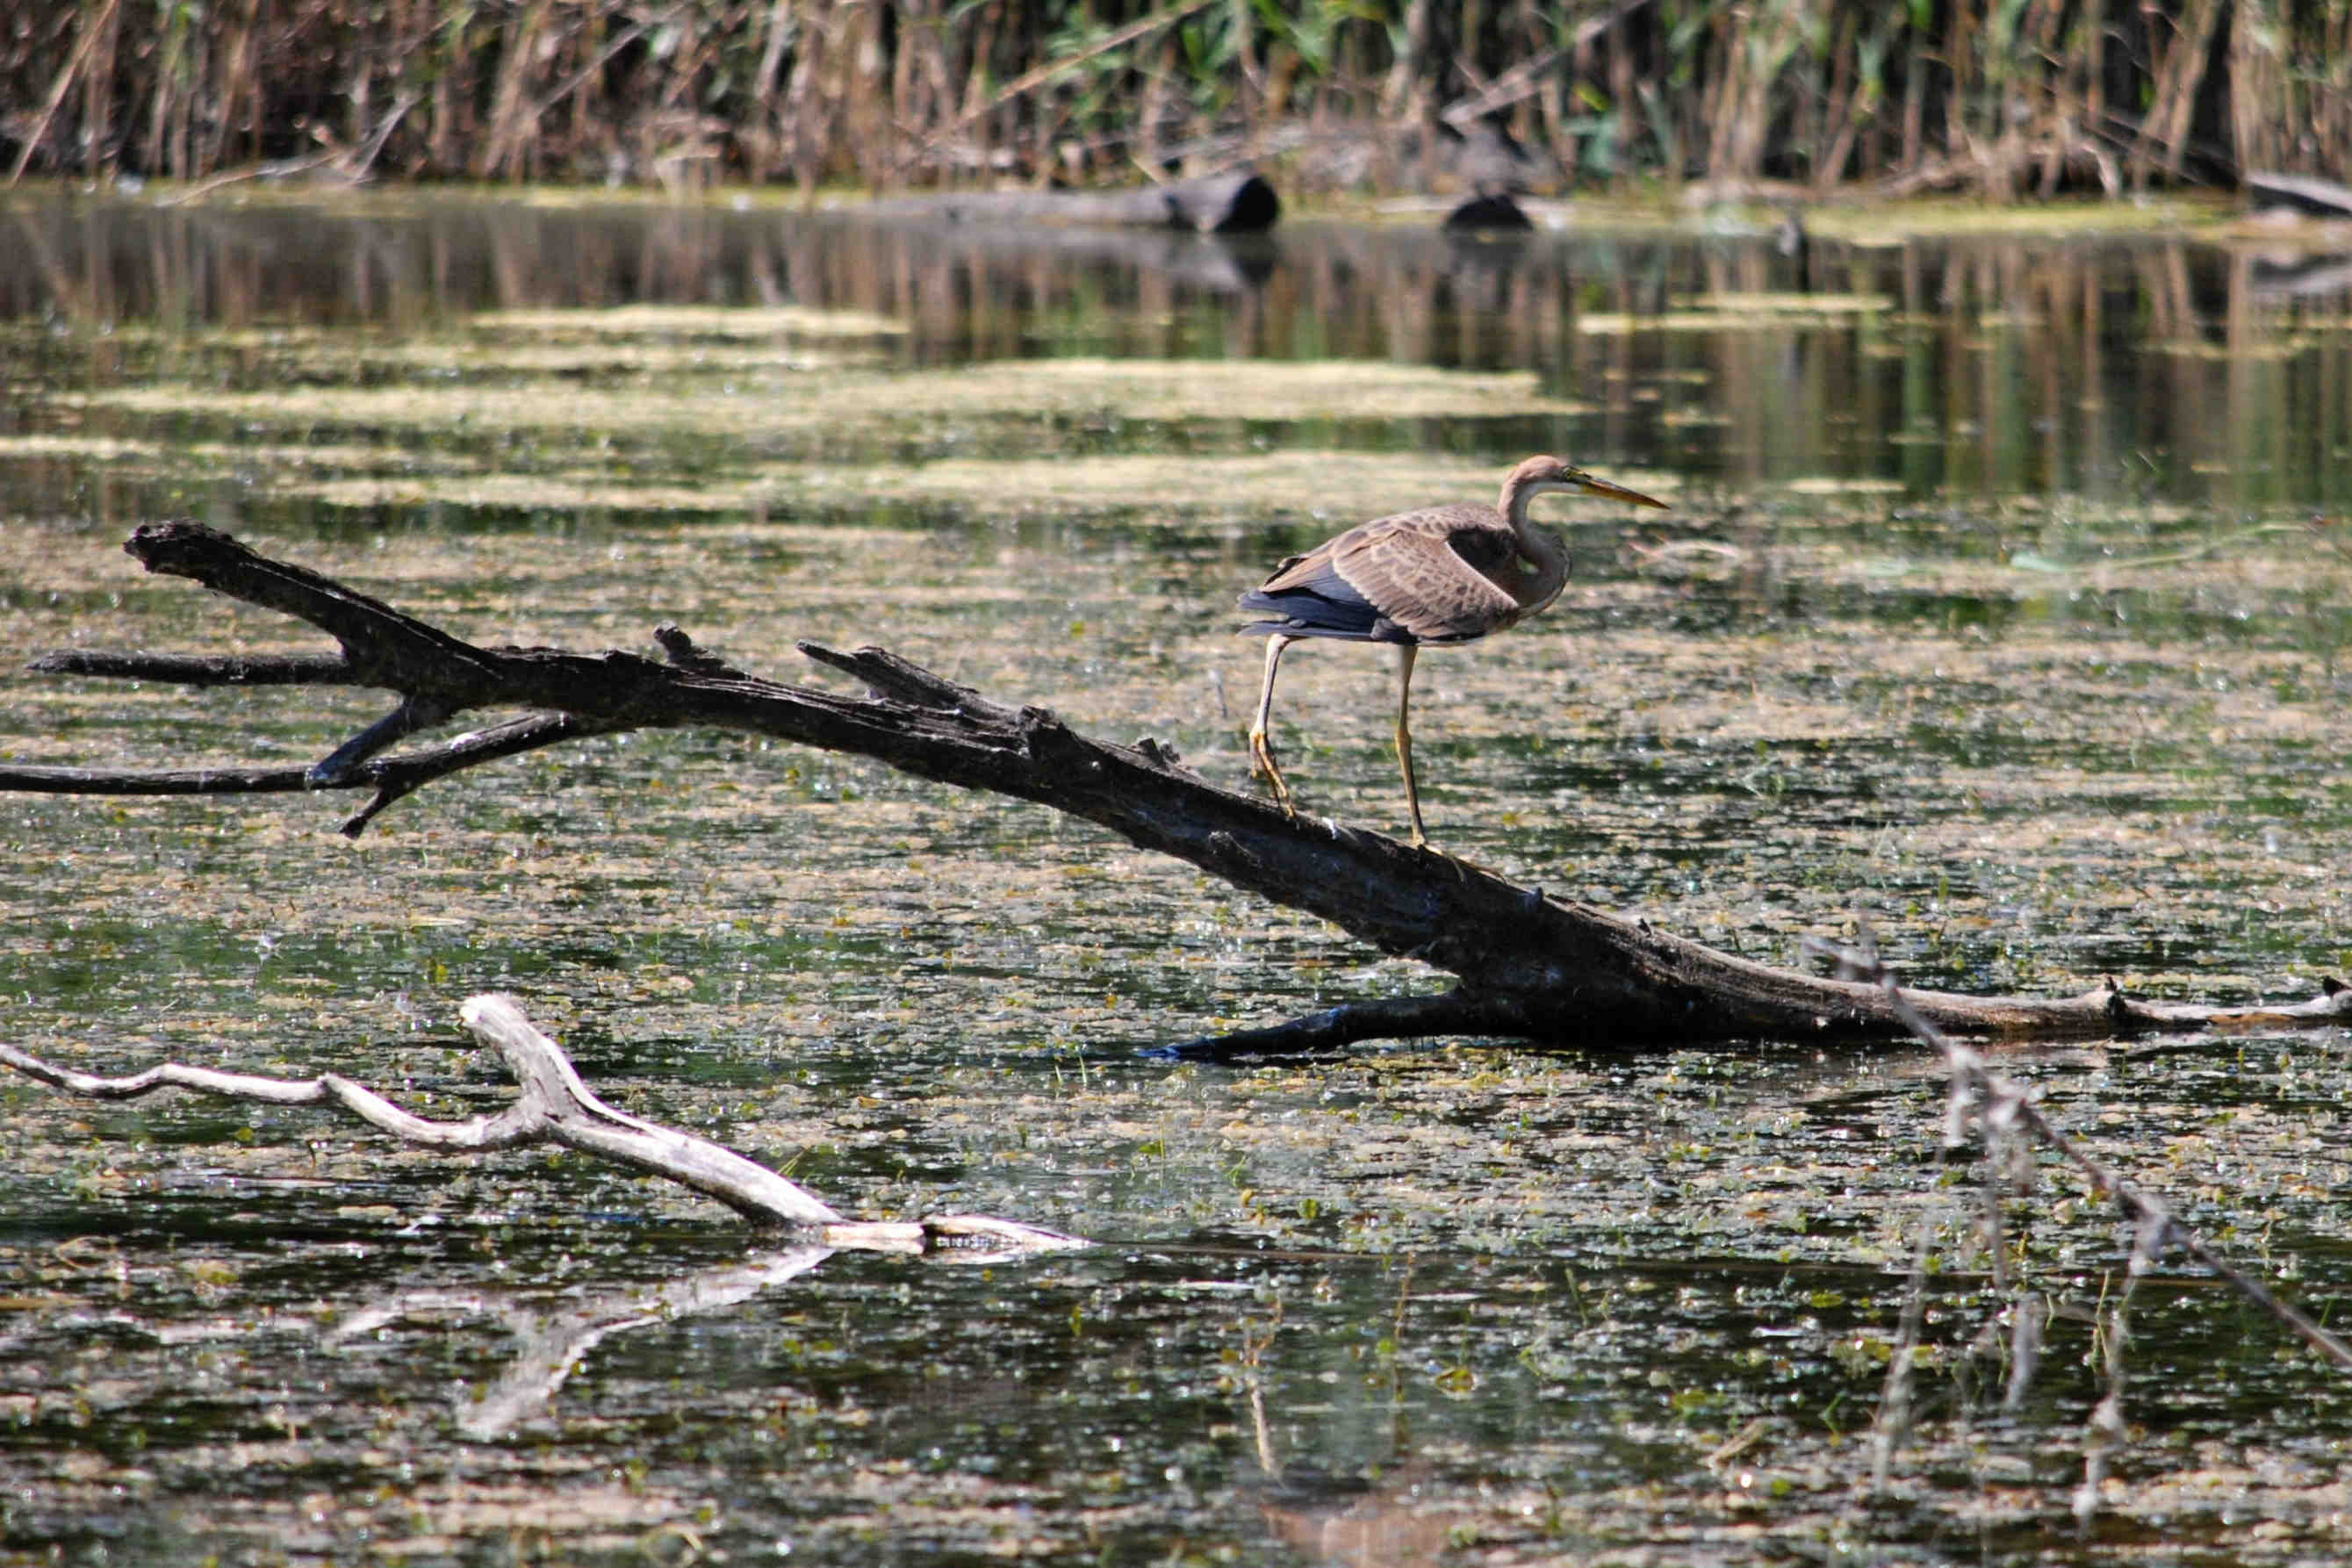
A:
[
  {"xmin": 2247, "ymin": 170, "xmax": 2352, "ymax": 219},
  {"xmin": 0, "ymin": 992, "xmax": 1082, "ymax": 1256},
  {"xmin": 11, "ymin": 521, "xmax": 2349, "ymax": 1057},
  {"xmin": 867, "ymin": 170, "xmax": 1279, "ymax": 233}
]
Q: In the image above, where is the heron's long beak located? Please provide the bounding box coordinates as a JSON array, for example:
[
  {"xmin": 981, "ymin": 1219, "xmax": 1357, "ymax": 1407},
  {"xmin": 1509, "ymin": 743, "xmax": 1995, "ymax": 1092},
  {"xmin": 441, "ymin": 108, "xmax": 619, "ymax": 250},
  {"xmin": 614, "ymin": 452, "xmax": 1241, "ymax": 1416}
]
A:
[{"xmin": 1575, "ymin": 474, "xmax": 1672, "ymax": 509}]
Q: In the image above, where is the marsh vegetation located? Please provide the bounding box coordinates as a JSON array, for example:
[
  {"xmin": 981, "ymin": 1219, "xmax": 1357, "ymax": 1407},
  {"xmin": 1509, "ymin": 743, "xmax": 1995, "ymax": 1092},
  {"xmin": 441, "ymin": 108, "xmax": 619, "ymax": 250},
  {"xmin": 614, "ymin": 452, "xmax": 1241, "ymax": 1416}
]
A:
[{"xmin": 6, "ymin": 0, "xmax": 2352, "ymax": 198}]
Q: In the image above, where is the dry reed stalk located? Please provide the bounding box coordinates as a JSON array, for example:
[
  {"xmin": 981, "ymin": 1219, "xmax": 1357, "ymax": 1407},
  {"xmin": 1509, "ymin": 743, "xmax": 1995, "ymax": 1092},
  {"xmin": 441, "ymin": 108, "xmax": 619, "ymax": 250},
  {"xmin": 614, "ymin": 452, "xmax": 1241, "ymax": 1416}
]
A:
[
  {"xmin": 2039, "ymin": 1, "xmax": 2083, "ymax": 198},
  {"xmin": 1135, "ymin": 32, "xmax": 1171, "ymax": 174},
  {"xmin": 566, "ymin": 8, "xmax": 602, "ymax": 165},
  {"xmin": 750, "ymin": 0, "xmax": 793, "ymax": 180},
  {"xmin": 11, "ymin": 0, "xmax": 2349, "ymax": 195},
  {"xmin": 1534, "ymin": 0, "xmax": 1568, "ymax": 176},
  {"xmin": 780, "ymin": 0, "xmax": 831, "ymax": 193},
  {"xmin": 1695, "ymin": 5, "xmax": 1738, "ymax": 180},
  {"xmin": 2236, "ymin": 0, "xmax": 2341, "ymax": 178},
  {"xmin": 1714, "ymin": 0, "xmax": 1804, "ymax": 186},
  {"xmin": 1897, "ymin": 20, "xmax": 1924, "ymax": 176},
  {"xmin": 422, "ymin": 0, "xmax": 457, "ymax": 173},
  {"xmin": 141, "ymin": 0, "xmax": 178, "ymax": 180},
  {"xmin": 920, "ymin": 4, "xmax": 962, "ymax": 182},
  {"xmin": 82, "ymin": 0, "xmax": 120, "ymax": 174},
  {"xmin": 887, "ymin": 0, "xmax": 924, "ymax": 188},
  {"xmin": 344, "ymin": 25, "xmax": 373, "ymax": 167},
  {"xmin": 1380, "ymin": 0, "xmax": 1428, "ymax": 124},
  {"xmin": 1937, "ymin": 0, "xmax": 1973, "ymax": 165},
  {"xmin": 941, "ymin": 0, "xmax": 1222, "ymax": 149},
  {"xmin": 1810, "ymin": 10, "xmax": 1854, "ymax": 191},
  {"xmin": 10, "ymin": 0, "xmax": 123, "ymax": 183},
  {"xmin": 840, "ymin": 1, "xmax": 888, "ymax": 192},
  {"xmin": 2014, "ymin": 0, "xmax": 2061, "ymax": 198},
  {"xmin": 2132, "ymin": 0, "xmax": 2223, "ymax": 187},
  {"xmin": 475, "ymin": 0, "xmax": 553, "ymax": 179},
  {"xmin": 1231, "ymin": 0, "xmax": 1262, "ymax": 132},
  {"xmin": 1609, "ymin": 11, "xmax": 1641, "ymax": 183},
  {"xmin": 648, "ymin": 6, "xmax": 724, "ymax": 132}
]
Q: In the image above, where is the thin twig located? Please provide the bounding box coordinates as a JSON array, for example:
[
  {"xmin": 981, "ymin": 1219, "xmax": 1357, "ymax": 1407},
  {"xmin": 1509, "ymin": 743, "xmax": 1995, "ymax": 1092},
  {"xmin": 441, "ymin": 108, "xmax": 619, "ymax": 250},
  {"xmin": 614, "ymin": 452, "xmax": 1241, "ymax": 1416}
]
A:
[
  {"xmin": 923, "ymin": 0, "xmax": 1221, "ymax": 148},
  {"xmin": 1802, "ymin": 927, "xmax": 2352, "ymax": 1375},
  {"xmin": 1870, "ymin": 1220, "xmax": 1935, "ymax": 1495},
  {"xmin": 156, "ymin": 91, "xmax": 417, "ymax": 207},
  {"xmin": 1435, "ymin": 0, "xmax": 1655, "ymax": 130},
  {"xmin": 1881, "ymin": 976, "xmax": 2352, "ymax": 1373}
]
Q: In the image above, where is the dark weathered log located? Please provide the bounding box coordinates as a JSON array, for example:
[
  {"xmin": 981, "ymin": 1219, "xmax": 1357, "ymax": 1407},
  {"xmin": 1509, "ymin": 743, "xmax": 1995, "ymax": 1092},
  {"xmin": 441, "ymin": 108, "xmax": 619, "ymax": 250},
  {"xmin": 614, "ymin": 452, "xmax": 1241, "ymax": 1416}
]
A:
[
  {"xmin": 14, "ymin": 521, "xmax": 2350, "ymax": 1054},
  {"xmin": 868, "ymin": 171, "xmax": 1279, "ymax": 233}
]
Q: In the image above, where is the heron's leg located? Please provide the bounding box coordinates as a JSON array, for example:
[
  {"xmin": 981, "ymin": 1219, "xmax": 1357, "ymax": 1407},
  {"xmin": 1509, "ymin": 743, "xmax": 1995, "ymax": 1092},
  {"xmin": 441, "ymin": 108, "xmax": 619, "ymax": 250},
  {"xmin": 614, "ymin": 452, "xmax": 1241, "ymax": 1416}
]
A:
[
  {"xmin": 1247, "ymin": 635, "xmax": 1298, "ymax": 816},
  {"xmin": 1393, "ymin": 642, "xmax": 1426, "ymax": 847}
]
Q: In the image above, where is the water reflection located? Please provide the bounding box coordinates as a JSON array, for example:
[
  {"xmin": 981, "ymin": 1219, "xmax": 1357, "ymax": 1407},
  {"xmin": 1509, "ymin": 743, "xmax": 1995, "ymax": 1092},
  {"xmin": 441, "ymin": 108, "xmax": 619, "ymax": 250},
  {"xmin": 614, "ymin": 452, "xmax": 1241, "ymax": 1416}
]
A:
[{"xmin": 9, "ymin": 194, "xmax": 2352, "ymax": 503}]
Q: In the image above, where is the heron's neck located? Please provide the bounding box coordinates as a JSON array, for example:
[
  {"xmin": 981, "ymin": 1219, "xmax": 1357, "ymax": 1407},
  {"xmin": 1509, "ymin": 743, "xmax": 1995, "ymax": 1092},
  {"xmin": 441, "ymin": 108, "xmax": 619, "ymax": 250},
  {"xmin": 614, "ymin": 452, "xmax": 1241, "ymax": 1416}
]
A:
[{"xmin": 1499, "ymin": 478, "xmax": 1567, "ymax": 565}]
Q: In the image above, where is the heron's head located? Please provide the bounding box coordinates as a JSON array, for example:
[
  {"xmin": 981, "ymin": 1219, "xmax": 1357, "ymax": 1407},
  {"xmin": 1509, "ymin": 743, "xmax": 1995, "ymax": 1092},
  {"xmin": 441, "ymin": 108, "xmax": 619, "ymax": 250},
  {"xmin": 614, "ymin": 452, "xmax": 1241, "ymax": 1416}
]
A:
[{"xmin": 1509, "ymin": 455, "xmax": 1671, "ymax": 510}]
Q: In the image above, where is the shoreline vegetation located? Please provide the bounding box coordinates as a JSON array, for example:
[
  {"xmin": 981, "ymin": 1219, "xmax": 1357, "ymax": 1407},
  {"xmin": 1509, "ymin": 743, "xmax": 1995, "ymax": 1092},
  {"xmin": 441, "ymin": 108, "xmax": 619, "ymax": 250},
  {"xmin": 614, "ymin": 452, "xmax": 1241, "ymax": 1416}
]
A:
[{"xmin": 1, "ymin": 2, "xmax": 2346, "ymax": 202}]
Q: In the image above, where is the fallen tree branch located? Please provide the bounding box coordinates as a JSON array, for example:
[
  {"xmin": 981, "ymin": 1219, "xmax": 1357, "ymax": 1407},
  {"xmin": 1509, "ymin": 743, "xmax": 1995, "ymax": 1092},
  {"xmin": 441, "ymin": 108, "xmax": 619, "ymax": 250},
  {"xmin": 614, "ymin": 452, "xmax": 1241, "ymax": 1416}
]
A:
[
  {"xmin": 155, "ymin": 90, "xmax": 419, "ymax": 207},
  {"xmin": 14, "ymin": 521, "xmax": 2350, "ymax": 1053},
  {"xmin": 0, "ymin": 992, "xmax": 1084, "ymax": 1255}
]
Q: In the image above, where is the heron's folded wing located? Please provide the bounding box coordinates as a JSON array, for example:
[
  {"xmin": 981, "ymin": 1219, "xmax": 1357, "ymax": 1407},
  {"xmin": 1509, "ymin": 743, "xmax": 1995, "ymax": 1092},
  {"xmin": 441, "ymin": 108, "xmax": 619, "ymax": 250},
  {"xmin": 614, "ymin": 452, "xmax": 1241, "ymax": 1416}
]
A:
[
  {"xmin": 1328, "ymin": 508, "xmax": 1522, "ymax": 644},
  {"xmin": 1240, "ymin": 539, "xmax": 1385, "ymax": 637}
]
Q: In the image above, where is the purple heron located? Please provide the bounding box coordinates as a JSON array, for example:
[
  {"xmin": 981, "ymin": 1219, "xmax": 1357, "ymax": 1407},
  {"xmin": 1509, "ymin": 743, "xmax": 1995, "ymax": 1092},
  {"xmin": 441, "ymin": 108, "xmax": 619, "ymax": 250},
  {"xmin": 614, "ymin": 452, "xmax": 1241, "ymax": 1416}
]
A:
[{"xmin": 1240, "ymin": 455, "xmax": 1670, "ymax": 847}]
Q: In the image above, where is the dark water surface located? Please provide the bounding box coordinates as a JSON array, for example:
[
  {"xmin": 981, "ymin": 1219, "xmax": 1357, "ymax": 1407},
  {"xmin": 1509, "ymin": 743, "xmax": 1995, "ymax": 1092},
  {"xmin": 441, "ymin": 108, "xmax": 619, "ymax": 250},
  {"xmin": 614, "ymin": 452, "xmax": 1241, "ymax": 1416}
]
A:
[{"xmin": 3, "ymin": 191, "xmax": 2350, "ymax": 1565}]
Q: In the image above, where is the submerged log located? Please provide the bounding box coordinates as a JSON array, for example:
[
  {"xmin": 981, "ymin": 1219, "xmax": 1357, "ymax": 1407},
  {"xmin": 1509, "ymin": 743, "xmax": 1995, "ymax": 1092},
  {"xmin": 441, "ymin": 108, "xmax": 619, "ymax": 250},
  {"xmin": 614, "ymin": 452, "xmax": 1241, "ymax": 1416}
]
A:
[
  {"xmin": 12, "ymin": 521, "xmax": 2350, "ymax": 1056},
  {"xmin": 868, "ymin": 171, "xmax": 1279, "ymax": 234}
]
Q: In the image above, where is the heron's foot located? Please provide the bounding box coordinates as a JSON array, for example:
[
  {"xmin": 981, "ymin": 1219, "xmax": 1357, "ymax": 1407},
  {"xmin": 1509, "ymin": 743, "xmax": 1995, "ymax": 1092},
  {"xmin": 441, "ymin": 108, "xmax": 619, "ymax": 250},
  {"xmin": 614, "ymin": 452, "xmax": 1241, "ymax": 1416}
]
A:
[{"xmin": 1247, "ymin": 729, "xmax": 1298, "ymax": 816}]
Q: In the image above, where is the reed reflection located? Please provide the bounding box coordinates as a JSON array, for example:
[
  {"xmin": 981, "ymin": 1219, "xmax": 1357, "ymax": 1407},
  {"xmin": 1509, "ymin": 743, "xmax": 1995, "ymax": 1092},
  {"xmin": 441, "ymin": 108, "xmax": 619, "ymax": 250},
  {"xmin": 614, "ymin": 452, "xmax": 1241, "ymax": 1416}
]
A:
[{"xmin": 6, "ymin": 196, "xmax": 2352, "ymax": 504}]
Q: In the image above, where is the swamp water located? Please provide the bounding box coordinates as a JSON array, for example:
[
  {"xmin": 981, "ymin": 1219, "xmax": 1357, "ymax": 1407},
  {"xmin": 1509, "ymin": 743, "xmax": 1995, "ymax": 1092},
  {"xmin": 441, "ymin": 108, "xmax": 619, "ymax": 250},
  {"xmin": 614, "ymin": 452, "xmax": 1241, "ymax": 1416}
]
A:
[{"xmin": 1, "ymin": 192, "xmax": 2349, "ymax": 1564}]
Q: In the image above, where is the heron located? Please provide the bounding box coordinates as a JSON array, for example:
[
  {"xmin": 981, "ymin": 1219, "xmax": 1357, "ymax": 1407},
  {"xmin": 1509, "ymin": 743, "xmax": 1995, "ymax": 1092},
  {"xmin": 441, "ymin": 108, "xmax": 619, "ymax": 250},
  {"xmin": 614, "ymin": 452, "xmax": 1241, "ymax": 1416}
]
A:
[{"xmin": 1240, "ymin": 454, "xmax": 1670, "ymax": 847}]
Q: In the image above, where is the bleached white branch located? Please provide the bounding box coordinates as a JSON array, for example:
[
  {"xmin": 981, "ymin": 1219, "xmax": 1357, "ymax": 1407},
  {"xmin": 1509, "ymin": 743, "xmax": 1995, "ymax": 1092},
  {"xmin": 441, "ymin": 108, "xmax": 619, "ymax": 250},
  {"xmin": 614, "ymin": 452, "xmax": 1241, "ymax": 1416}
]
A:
[{"xmin": 1, "ymin": 993, "xmax": 1086, "ymax": 1256}]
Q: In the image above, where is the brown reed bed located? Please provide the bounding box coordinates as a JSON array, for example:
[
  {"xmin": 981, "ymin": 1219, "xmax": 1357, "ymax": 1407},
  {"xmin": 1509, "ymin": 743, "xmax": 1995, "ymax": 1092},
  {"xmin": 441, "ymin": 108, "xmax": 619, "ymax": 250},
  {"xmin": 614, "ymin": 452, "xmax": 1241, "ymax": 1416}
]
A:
[{"xmin": 2, "ymin": 1, "xmax": 2348, "ymax": 198}]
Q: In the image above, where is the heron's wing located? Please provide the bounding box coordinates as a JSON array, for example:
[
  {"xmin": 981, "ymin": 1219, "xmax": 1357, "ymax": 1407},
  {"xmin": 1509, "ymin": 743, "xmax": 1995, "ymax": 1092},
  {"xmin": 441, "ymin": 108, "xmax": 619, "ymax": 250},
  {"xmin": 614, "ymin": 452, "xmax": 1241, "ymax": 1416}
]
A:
[
  {"xmin": 1238, "ymin": 543, "xmax": 1389, "ymax": 639},
  {"xmin": 1327, "ymin": 506, "xmax": 1525, "ymax": 643},
  {"xmin": 1241, "ymin": 504, "xmax": 1528, "ymax": 644}
]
